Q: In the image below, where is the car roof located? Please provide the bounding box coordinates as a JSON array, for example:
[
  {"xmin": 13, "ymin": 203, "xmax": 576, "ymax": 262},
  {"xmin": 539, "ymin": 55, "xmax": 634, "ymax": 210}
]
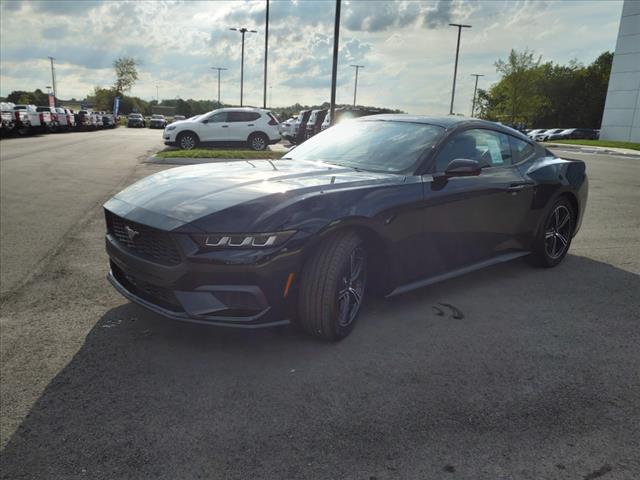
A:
[
  {"xmin": 219, "ymin": 107, "xmax": 264, "ymax": 112},
  {"xmin": 356, "ymin": 114, "xmax": 534, "ymax": 141},
  {"xmin": 357, "ymin": 114, "xmax": 487, "ymax": 128}
]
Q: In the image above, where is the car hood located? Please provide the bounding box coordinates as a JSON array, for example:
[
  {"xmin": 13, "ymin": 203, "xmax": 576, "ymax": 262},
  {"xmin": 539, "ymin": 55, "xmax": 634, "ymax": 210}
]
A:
[{"xmin": 104, "ymin": 160, "xmax": 402, "ymax": 231}]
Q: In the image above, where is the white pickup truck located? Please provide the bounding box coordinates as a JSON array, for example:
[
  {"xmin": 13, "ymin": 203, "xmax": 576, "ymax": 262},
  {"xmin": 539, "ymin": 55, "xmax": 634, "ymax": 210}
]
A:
[
  {"xmin": 54, "ymin": 107, "xmax": 76, "ymax": 130},
  {"xmin": 13, "ymin": 104, "xmax": 54, "ymax": 133},
  {"xmin": 1, "ymin": 102, "xmax": 17, "ymax": 136}
]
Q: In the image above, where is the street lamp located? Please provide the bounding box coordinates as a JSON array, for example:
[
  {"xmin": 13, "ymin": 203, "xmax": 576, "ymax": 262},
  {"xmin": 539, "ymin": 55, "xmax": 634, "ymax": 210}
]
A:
[
  {"xmin": 470, "ymin": 73, "xmax": 484, "ymax": 117},
  {"xmin": 329, "ymin": 0, "xmax": 341, "ymax": 125},
  {"xmin": 47, "ymin": 56, "xmax": 57, "ymax": 107},
  {"xmin": 350, "ymin": 64, "xmax": 364, "ymax": 106},
  {"xmin": 230, "ymin": 27, "xmax": 257, "ymax": 106},
  {"xmin": 211, "ymin": 67, "xmax": 228, "ymax": 106},
  {"xmin": 448, "ymin": 23, "xmax": 471, "ymax": 115},
  {"xmin": 263, "ymin": 0, "xmax": 269, "ymax": 109}
]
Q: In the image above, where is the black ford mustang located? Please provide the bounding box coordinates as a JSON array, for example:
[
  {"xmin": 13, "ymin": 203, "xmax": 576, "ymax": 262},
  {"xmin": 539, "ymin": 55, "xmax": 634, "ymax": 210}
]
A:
[{"xmin": 104, "ymin": 116, "xmax": 587, "ymax": 340}]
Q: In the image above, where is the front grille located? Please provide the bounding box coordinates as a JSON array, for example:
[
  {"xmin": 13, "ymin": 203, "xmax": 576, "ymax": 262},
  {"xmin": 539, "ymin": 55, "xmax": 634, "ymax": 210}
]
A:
[{"xmin": 106, "ymin": 211, "xmax": 181, "ymax": 266}]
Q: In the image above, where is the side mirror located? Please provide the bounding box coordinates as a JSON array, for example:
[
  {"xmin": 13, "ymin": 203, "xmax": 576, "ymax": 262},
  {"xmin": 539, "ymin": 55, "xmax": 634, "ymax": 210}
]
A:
[
  {"xmin": 444, "ymin": 158, "xmax": 481, "ymax": 177},
  {"xmin": 201, "ymin": 119, "xmax": 209, "ymax": 124}
]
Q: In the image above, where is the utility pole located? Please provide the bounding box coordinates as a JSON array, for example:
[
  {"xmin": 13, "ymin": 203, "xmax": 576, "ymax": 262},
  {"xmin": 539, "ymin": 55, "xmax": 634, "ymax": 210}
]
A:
[
  {"xmin": 350, "ymin": 64, "xmax": 364, "ymax": 106},
  {"xmin": 211, "ymin": 67, "xmax": 227, "ymax": 106},
  {"xmin": 448, "ymin": 23, "xmax": 471, "ymax": 115},
  {"xmin": 470, "ymin": 73, "xmax": 484, "ymax": 117},
  {"xmin": 48, "ymin": 56, "xmax": 57, "ymax": 107},
  {"xmin": 230, "ymin": 27, "xmax": 257, "ymax": 106},
  {"xmin": 156, "ymin": 85, "xmax": 159, "ymax": 103},
  {"xmin": 263, "ymin": 0, "xmax": 269, "ymax": 109},
  {"xmin": 329, "ymin": 0, "xmax": 341, "ymax": 125}
]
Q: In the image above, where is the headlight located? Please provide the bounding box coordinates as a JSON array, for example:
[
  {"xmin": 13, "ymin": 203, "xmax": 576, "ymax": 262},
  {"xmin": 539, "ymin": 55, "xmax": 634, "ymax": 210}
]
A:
[
  {"xmin": 166, "ymin": 125, "xmax": 176, "ymax": 131},
  {"xmin": 192, "ymin": 231, "xmax": 296, "ymax": 249}
]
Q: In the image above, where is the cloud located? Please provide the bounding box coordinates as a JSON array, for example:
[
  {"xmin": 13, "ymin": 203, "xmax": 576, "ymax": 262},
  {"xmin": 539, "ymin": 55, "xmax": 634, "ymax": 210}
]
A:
[
  {"xmin": 343, "ymin": 0, "xmax": 455, "ymax": 32},
  {"xmin": 28, "ymin": 0, "xmax": 103, "ymax": 15},
  {"xmin": 0, "ymin": 0, "xmax": 624, "ymax": 114},
  {"xmin": 41, "ymin": 26, "xmax": 68, "ymax": 39}
]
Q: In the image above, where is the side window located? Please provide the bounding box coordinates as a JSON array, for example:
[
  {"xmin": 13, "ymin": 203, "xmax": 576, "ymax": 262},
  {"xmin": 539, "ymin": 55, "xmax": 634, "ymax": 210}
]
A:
[
  {"xmin": 207, "ymin": 112, "xmax": 228, "ymax": 123},
  {"xmin": 434, "ymin": 129, "xmax": 513, "ymax": 172},
  {"xmin": 510, "ymin": 136, "xmax": 536, "ymax": 163},
  {"xmin": 228, "ymin": 112, "xmax": 260, "ymax": 122}
]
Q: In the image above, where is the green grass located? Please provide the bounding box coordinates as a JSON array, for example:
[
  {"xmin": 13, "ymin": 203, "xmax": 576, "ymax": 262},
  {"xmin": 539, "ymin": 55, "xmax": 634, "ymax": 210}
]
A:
[
  {"xmin": 155, "ymin": 148, "xmax": 284, "ymax": 159},
  {"xmin": 546, "ymin": 139, "xmax": 640, "ymax": 151}
]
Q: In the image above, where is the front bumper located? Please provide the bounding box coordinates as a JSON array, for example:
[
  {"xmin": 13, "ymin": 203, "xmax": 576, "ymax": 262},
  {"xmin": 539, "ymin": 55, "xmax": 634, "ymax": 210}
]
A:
[{"xmin": 105, "ymin": 231, "xmax": 300, "ymax": 328}]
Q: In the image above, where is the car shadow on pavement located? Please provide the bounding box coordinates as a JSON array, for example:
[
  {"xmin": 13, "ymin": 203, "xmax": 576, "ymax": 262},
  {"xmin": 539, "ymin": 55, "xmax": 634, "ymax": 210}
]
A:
[{"xmin": 1, "ymin": 255, "xmax": 639, "ymax": 480}]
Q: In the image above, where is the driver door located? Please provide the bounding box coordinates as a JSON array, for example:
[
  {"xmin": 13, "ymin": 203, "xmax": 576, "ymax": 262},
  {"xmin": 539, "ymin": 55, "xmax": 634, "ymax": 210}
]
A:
[{"xmin": 420, "ymin": 128, "xmax": 534, "ymax": 275}]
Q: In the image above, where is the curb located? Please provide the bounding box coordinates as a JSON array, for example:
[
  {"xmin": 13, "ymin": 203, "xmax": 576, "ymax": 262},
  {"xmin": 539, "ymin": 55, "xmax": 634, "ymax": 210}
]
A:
[{"xmin": 544, "ymin": 143, "xmax": 640, "ymax": 158}]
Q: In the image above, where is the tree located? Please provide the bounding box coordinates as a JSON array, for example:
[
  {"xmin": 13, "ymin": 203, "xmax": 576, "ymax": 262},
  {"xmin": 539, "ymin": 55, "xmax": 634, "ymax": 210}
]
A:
[
  {"xmin": 493, "ymin": 49, "xmax": 544, "ymax": 124},
  {"xmin": 6, "ymin": 89, "xmax": 49, "ymax": 106},
  {"xmin": 89, "ymin": 87, "xmax": 118, "ymax": 111},
  {"xmin": 113, "ymin": 57, "xmax": 138, "ymax": 94},
  {"xmin": 478, "ymin": 50, "xmax": 613, "ymax": 128}
]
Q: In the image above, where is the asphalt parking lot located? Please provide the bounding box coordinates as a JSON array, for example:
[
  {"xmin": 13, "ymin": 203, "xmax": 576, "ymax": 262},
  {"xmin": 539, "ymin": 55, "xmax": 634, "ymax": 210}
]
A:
[{"xmin": 0, "ymin": 128, "xmax": 639, "ymax": 479}]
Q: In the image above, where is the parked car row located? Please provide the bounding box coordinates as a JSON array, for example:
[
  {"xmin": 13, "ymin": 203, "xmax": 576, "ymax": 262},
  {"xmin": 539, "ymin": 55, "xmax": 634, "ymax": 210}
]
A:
[
  {"xmin": 281, "ymin": 107, "xmax": 384, "ymax": 145},
  {"xmin": 126, "ymin": 113, "xmax": 185, "ymax": 129},
  {"xmin": 526, "ymin": 127, "xmax": 599, "ymax": 142},
  {"xmin": 0, "ymin": 102, "xmax": 117, "ymax": 137}
]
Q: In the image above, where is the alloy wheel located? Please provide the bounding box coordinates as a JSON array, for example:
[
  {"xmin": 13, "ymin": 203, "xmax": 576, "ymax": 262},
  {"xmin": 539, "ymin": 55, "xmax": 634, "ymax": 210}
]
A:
[
  {"xmin": 251, "ymin": 136, "xmax": 266, "ymax": 150},
  {"xmin": 180, "ymin": 135, "xmax": 195, "ymax": 150},
  {"xmin": 545, "ymin": 205, "xmax": 572, "ymax": 259},
  {"xmin": 337, "ymin": 247, "xmax": 366, "ymax": 327}
]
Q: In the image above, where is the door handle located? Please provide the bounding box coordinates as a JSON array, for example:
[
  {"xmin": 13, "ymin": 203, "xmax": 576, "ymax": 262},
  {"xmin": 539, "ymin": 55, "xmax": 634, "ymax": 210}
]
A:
[
  {"xmin": 221, "ymin": 125, "xmax": 229, "ymax": 128},
  {"xmin": 247, "ymin": 124, "xmax": 254, "ymax": 126},
  {"xmin": 507, "ymin": 182, "xmax": 534, "ymax": 192}
]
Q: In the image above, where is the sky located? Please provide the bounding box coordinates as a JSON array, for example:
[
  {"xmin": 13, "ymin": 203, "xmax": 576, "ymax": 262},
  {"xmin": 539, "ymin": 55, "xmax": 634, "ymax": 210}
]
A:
[{"xmin": 0, "ymin": 0, "xmax": 624, "ymax": 115}]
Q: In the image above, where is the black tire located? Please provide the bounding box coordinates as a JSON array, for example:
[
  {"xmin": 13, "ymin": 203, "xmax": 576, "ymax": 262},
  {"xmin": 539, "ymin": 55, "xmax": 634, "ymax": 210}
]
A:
[
  {"xmin": 297, "ymin": 231, "xmax": 367, "ymax": 341},
  {"xmin": 248, "ymin": 132, "xmax": 268, "ymax": 151},
  {"xmin": 177, "ymin": 131, "xmax": 198, "ymax": 150},
  {"xmin": 528, "ymin": 197, "xmax": 574, "ymax": 268}
]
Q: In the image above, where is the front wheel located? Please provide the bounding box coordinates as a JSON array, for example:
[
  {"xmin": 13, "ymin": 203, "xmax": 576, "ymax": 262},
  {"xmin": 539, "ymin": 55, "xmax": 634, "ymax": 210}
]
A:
[
  {"xmin": 297, "ymin": 231, "xmax": 367, "ymax": 341},
  {"xmin": 528, "ymin": 198, "xmax": 574, "ymax": 268},
  {"xmin": 248, "ymin": 132, "xmax": 268, "ymax": 151},
  {"xmin": 177, "ymin": 132, "xmax": 198, "ymax": 150}
]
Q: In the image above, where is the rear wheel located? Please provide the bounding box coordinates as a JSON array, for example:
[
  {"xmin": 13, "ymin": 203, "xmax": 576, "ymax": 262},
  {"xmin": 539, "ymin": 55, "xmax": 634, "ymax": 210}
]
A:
[
  {"xmin": 248, "ymin": 132, "xmax": 268, "ymax": 151},
  {"xmin": 528, "ymin": 198, "xmax": 574, "ymax": 268},
  {"xmin": 297, "ymin": 231, "xmax": 367, "ymax": 341},
  {"xmin": 177, "ymin": 132, "xmax": 198, "ymax": 150}
]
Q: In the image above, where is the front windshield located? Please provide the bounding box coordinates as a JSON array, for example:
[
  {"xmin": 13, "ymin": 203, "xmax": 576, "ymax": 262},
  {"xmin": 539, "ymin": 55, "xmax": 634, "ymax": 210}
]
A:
[{"xmin": 284, "ymin": 120, "xmax": 444, "ymax": 173}]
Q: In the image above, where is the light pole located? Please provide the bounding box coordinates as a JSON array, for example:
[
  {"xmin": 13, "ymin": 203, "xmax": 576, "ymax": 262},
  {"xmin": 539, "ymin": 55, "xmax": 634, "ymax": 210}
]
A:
[
  {"xmin": 470, "ymin": 73, "xmax": 484, "ymax": 117},
  {"xmin": 47, "ymin": 56, "xmax": 57, "ymax": 107},
  {"xmin": 263, "ymin": 0, "xmax": 269, "ymax": 109},
  {"xmin": 156, "ymin": 85, "xmax": 159, "ymax": 103},
  {"xmin": 350, "ymin": 65, "xmax": 364, "ymax": 106},
  {"xmin": 448, "ymin": 23, "xmax": 471, "ymax": 115},
  {"xmin": 230, "ymin": 27, "xmax": 257, "ymax": 106},
  {"xmin": 211, "ymin": 67, "xmax": 227, "ymax": 106},
  {"xmin": 329, "ymin": 0, "xmax": 341, "ymax": 124}
]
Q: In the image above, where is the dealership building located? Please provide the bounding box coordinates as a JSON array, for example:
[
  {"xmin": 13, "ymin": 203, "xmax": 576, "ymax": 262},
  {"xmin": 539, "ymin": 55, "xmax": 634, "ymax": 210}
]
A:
[{"xmin": 600, "ymin": 0, "xmax": 640, "ymax": 142}]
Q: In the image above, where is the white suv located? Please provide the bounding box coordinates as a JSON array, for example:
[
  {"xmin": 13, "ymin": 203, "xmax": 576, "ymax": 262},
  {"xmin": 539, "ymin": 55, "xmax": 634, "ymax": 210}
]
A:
[{"xmin": 163, "ymin": 107, "xmax": 281, "ymax": 150}]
